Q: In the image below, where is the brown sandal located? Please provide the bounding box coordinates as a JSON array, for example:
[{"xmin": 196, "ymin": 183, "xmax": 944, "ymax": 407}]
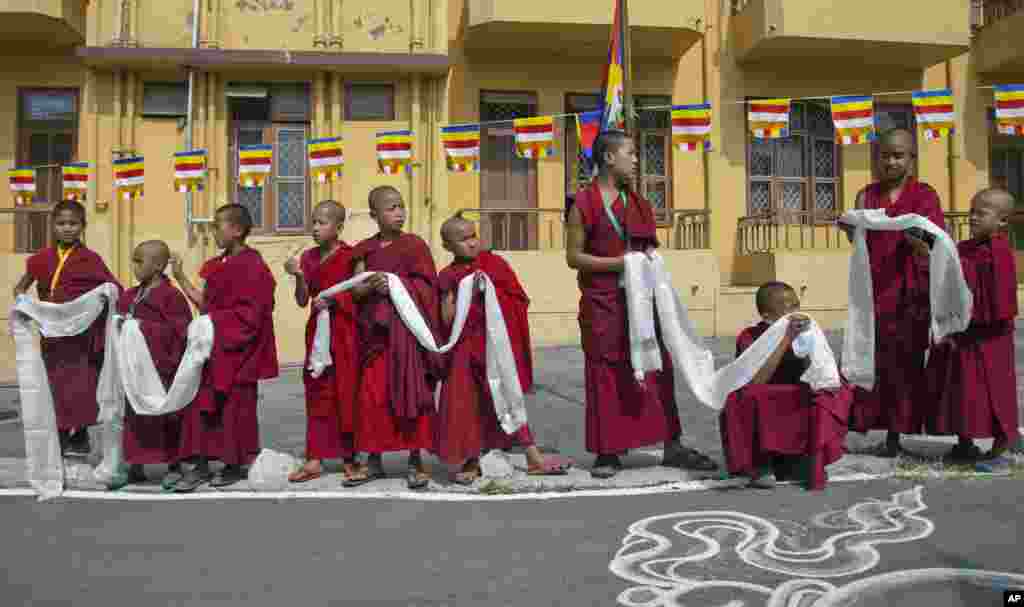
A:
[
  {"xmin": 342, "ymin": 462, "xmax": 382, "ymax": 488},
  {"xmin": 453, "ymin": 460, "xmax": 481, "ymax": 485}
]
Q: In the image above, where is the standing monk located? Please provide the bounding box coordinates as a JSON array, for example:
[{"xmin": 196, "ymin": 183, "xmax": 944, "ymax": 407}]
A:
[
  {"xmin": 839, "ymin": 128, "xmax": 944, "ymax": 456},
  {"xmin": 565, "ymin": 130, "xmax": 717, "ymax": 478}
]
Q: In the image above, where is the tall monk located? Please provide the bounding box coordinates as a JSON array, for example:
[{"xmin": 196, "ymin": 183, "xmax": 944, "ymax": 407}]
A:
[
  {"xmin": 170, "ymin": 204, "xmax": 279, "ymax": 491},
  {"xmin": 926, "ymin": 188, "xmax": 1019, "ymax": 465},
  {"xmin": 434, "ymin": 213, "xmax": 573, "ymax": 484},
  {"xmin": 113, "ymin": 240, "xmax": 193, "ymax": 489},
  {"xmin": 13, "ymin": 200, "xmax": 121, "ymax": 457},
  {"xmin": 283, "ymin": 200, "xmax": 363, "ymax": 484},
  {"xmin": 720, "ymin": 282, "xmax": 852, "ymax": 490},
  {"xmin": 565, "ymin": 130, "xmax": 717, "ymax": 479},
  {"xmin": 344, "ymin": 185, "xmax": 440, "ymax": 490},
  {"xmin": 838, "ymin": 128, "xmax": 944, "ymax": 456}
]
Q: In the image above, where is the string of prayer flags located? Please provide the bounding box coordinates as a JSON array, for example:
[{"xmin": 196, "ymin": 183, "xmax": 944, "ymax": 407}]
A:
[
  {"xmin": 440, "ymin": 125, "xmax": 481, "ymax": 173},
  {"xmin": 831, "ymin": 96, "xmax": 875, "ymax": 145},
  {"xmin": 61, "ymin": 162, "xmax": 90, "ymax": 200},
  {"xmin": 576, "ymin": 110, "xmax": 602, "ymax": 162},
  {"xmin": 671, "ymin": 104, "xmax": 712, "ymax": 152},
  {"xmin": 113, "ymin": 156, "xmax": 144, "ymax": 201},
  {"xmin": 912, "ymin": 89, "xmax": 955, "ymax": 140},
  {"xmin": 308, "ymin": 136, "xmax": 344, "ymax": 183},
  {"xmin": 748, "ymin": 99, "xmax": 791, "ymax": 139},
  {"xmin": 994, "ymin": 84, "xmax": 1024, "ymax": 136},
  {"xmin": 238, "ymin": 144, "xmax": 272, "ymax": 188},
  {"xmin": 513, "ymin": 116, "xmax": 555, "ymax": 159},
  {"xmin": 8, "ymin": 168, "xmax": 35, "ymax": 206},
  {"xmin": 173, "ymin": 150, "xmax": 207, "ymax": 193},
  {"xmin": 376, "ymin": 130, "xmax": 414, "ymax": 175}
]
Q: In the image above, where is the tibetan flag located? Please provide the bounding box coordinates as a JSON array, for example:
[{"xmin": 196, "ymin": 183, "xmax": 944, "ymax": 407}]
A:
[
  {"xmin": 62, "ymin": 162, "xmax": 90, "ymax": 201},
  {"xmin": 576, "ymin": 110, "xmax": 602, "ymax": 163},
  {"xmin": 749, "ymin": 99, "xmax": 790, "ymax": 139},
  {"xmin": 239, "ymin": 144, "xmax": 272, "ymax": 188},
  {"xmin": 599, "ymin": 0, "xmax": 626, "ymax": 132},
  {"xmin": 174, "ymin": 149, "xmax": 207, "ymax": 193},
  {"xmin": 308, "ymin": 136, "xmax": 344, "ymax": 183},
  {"xmin": 440, "ymin": 125, "xmax": 480, "ymax": 173},
  {"xmin": 514, "ymin": 116, "xmax": 555, "ymax": 159},
  {"xmin": 912, "ymin": 89, "xmax": 955, "ymax": 141},
  {"xmin": 831, "ymin": 95, "xmax": 875, "ymax": 145},
  {"xmin": 376, "ymin": 130, "xmax": 414, "ymax": 175},
  {"xmin": 113, "ymin": 156, "xmax": 144, "ymax": 201},
  {"xmin": 8, "ymin": 168, "xmax": 35, "ymax": 206},
  {"xmin": 994, "ymin": 84, "xmax": 1024, "ymax": 136},
  {"xmin": 672, "ymin": 103, "xmax": 712, "ymax": 152}
]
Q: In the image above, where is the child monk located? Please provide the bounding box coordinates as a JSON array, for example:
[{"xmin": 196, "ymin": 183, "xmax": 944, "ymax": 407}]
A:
[
  {"xmin": 13, "ymin": 199, "xmax": 121, "ymax": 457},
  {"xmin": 283, "ymin": 200, "xmax": 363, "ymax": 484},
  {"xmin": 838, "ymin": 128, "xmax": 944, "ymax": 456},
  {"xmin": 169, "ymin": 204, "xmax": 279, "ymax": 491},
  {"xmin": 434, "ymin": 213, "xmax": 573, "ymax": 484},
  {"xmin": 926, "ymin": 188, "xmax": 1019, "ymax": 465},
  {"xmin": 565, "ymin": 130, "xmax": 716, "ymax": 478},
  {"xmin": 113, "ymin": 240, "xmax": 193, "ymax": 489},
  {"xmin": 719, "ymin": 282, "xmax": 852, "ymax": 489},
  {"xmin": 344, "ymin": 185, "xmax": 439, "ymax": 490}
]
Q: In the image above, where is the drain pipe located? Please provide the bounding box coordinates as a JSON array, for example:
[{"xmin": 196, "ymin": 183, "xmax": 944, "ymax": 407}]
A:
[{"xmin": 185, "ymin": 0, "xmax": 212, "ymax": 242}]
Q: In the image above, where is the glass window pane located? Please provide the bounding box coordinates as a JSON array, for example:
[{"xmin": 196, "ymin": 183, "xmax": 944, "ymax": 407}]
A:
[
  {"xmin": 750, "ymin": 181, "xmax": 771, "ymax": 214},
  {"xmin": 750, "ymin": 138, "xmax": 772, "ymax": 177},
  {"xmin": 636, "ymin": 96, "xmax": 670, "ymax": 130},
  {"xmin": 277, "ymin": 129, "xmax": 305, "ymax": 178},
  {"xmin": 23, "ymin": 91, "xmax": 75, "ymax": 123},
  {"xmin": 54, "ymin": 134, "xmax": 74, "ymax": 165},
  {"xmin": 807, "ymin": 103, "xmax": 834, "ymax": 137},
  {"xmin": 645, "ymin": 181, "xmax": 668, "ymax": 220},
  {"xmin": 642, "ymin": 134, "xmax": 666, "ymax": 177},
  {"xmin": 29, "ymin": 133, "xmax": 50, "ymax": 165},
  {"xmin": 813, "ymin": 139, "xmax": 835, "ymax": 178},
  {"xmin": 142, "ymin": 83, "xmax": 188, "ymax": 117},
  {"xmin": 347, "ymin": 84, "xmax": 395, "ymax": 121},
  {"xmin": 271, "ymin": 83, "xmax": 310, "ymax": 120},
  {"xmin": 782, "ymin": 182, "xmax": 804, "ymax": 211},
  {"xmin": 815, "ymin": 183, "xmax": 837, "ymax": 213},
  {"xmin": 236, "ymin": 129, "xmax": 265, "ymax": 227},
  {"xmin": 276, "ymin": 181, "xmax": 305, "ymax": 229},
  {"xmin": 777, "ymin": 135, "xmax": 805, "ymax": 178}
]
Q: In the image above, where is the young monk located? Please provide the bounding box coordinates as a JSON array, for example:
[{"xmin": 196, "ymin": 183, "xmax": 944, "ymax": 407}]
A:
[
  {"xmin": 565, "ymin": 130, "xmax": 717, "ymax": 479},
  {"xmin": 283, "ymin": 200, "xmax": 363, "ymax": 484},
  {"xmin": 435, "ymin": 213, "xmax": 573, "ymax": 484},
  {"xmin": 345, "ymin": 185, "xmax": 440, "ymax": 490},
  {"xmin": 113, "ymin": 240, "xmax": 193, "ymax": 489},
  {"xmin": 720, "ymin": 282, "xmax": 852, "ymax": 489},
  {"xmin": 926, "ymin": 188, "xmax": 1019, "ymax": 465},
  {"xmin": 13, "ymin": 200, "xmax": 121, "ymax": 457},
  {"xmin": 169, "ymin": 204, "xmax": 279, "ymax": 491},
  {"xmin": 838, "ymin": 128, "xmax": 944, "ymax": 456}
]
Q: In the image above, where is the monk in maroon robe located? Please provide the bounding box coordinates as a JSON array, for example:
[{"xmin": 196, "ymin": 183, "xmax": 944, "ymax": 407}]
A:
[
  {"xmin": 433, "ymin": 214, "xmax": 573, "ymax": 484},
  {"xmin": 283, "ymin": 200, "xmax": 362, "ymax": 483},
  {"xmin": 926, "ymin": 188, "xmax": 1019, "ymax": 464},
  {"xmin": 170, "ymin": 204, "xmax": 279, "ymax": 491},
  {"xmin": 113, "ymin": 241, "xmax": 193, "ymax": 489},
  {"xmin": 14, "ymin": 200, "xmax": 121, "ymax": 457},
  {"xmin": 346, "ymin": 186, "xmax": 439, "ymax": 490},
  {"xmin": 839, "ymin": 129, "xmax": 944, "ymax": 456},
  {"xmin": 720, "ymin": 282, "xmax": 852, "ymax": 490},
  {"xmin": 566, "ymin": 130, "xmax": 717, "ymax": 478}
]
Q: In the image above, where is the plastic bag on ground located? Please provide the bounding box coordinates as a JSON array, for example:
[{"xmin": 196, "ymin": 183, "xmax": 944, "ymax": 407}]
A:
[{"xmin": 247, "ymin": 449, "xmax": 301, "ymax": 491}]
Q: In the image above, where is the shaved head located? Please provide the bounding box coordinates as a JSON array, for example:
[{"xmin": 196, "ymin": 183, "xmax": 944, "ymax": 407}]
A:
[
  {"xmin": 441, "ymin": 211, "xmax": 474, "ymax": 243},
  {"xmin": 974, "ymin": 187, "xmax": 1015, "ymax": 218},
  {"xmin": 314, "ymin": 199, "xmax": 347, "ymax": 224},
  {"xmin": 368, "ymin": 185, "xmax": 401, "ymax": 211},
  {"xmin": 879, "ymin": 128, "xmax": 915, "ymax": 149},
  {"xmin": 136, "ymin": 240, "xmax": 170, "ymax": 270}
]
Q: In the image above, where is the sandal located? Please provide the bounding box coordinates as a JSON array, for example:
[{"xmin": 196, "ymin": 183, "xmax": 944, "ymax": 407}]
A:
[
  {"xmin": 288, "ymin": 463, "xmax": 323, "ymax": 483},
  {"xmin": 527, "ymin": 455, "xmax": 573, "ymax": 476},
  {"xmin": 453, "ymin": 460, "xmax": 481, "ymax": 486},
  {"xmin": 947, "ymin": 442, "xmax": 982, "ymax": 462},
  {"xmin": 407, "ymin": 469, "xmax": 430, "ymax": 490},
  {"xmin": 590, "ymin": 455, "xmax": 622, "ymax": 479},
  {"xmin": 663, "ymin": 446, "xmax": 718, "ymax": 471},
  {"xmin": 342, "ymin": 463, "xmax": 383, "ymax": 488},
  {"xmin": 174, "ymin": 467, "xmax": 211, "ymax": 493}
]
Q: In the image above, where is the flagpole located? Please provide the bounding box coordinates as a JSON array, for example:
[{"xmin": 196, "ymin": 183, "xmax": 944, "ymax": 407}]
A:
[{"xmin": 621, "ymin": 0, "xmax": 634, "ymax": 137}]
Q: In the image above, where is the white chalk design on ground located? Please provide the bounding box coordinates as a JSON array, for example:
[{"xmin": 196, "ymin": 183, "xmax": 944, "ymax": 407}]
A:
[{"xmin": 609, "ymin": 486, "xmax": 1024, "ymax": 606}]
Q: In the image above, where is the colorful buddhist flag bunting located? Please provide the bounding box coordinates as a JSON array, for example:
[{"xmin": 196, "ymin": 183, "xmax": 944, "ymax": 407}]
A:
[
  {"xmin": 238, "ymin": 144, "xmax": 272, "ymax": 188},
  {"xmin": 748, "ymin": 99, "xmax": 791, "ymax": 139},
  {"xmin": 831, "ymin": 95, "xmax": 875, "ymax": 145},
  {"xmin": 376, "ymin": 130, "xmax": 414, "ymax": 175},
  {"xmin": 513, "ymin": 116, "xmax": 555, "ymax": 159},
  {"xmin": 994, "ymin": 84, "xmax": 1024, "ymax": 136},
  {"xmin": 672, "ymin": 103, "xmax": 712, "ymax": 152},
  {"xmin": 912, "ymin": 89, "xmax": 955, "ymax": 140},
  {"xmin": 113, "ymin": 156, "xmax": 144, "ymax": 201},
  {"xmin": 173, "ymin": 149, "xmax": 207, "ymax": 193},
  {"xmin": 308, "ymin": 136, "xmax": 344, "ymax": 183},
  {"xmin": 8, "ymin": 168, "xmax": 35, "ymax": 206},
  {"xmin": 440, "ymin": 125, "xmax": 481, "ymax": 173},
  {"xmin": 61, "ymin": 162, "xmax": 90, "ymax": 201}
]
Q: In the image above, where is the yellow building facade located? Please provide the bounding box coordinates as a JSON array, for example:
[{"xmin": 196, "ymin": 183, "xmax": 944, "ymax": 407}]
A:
[{"xmin": 0, "ymin": 0, "xmax": 1020, "ymax": 383}]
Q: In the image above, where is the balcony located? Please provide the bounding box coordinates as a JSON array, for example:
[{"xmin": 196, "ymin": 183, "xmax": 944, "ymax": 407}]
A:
[
  {"xmin": 464, "ymin": 0, "xmax": 704, "ymax": 59},
  {"xmin": 971, "ymin": 0, "xmax": 1024, "ymax": 76},
  {"xmin": 730, "ymin": 0, "xmax": 970, "ymax": 70},
  {"xmin": 0, "ymin": 0, "xmax": 85, "ymax": 47}
]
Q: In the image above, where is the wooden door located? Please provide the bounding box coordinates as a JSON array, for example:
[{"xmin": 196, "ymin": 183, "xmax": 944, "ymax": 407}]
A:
[{"xmin": 479, "ymin": 92, "xmax": 538, "ymax": 250}]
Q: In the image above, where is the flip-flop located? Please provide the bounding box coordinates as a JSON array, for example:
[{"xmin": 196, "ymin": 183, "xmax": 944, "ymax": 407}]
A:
[
  {"xmin": 342, "ymin": 467, "xmax": 384, "ymax": 488},
  {"xmin": 406, "ymin": 469, "xmax": 430, "ymax": 490},
  {"xmin": 452, "ymin": 471, "xmax": 480, "ymax": 486},
  {"xmin": 288, "ymin": 468, "xmax": 323, "ymax": 483},
  {"xmin": 527, "ymin": 455, "xmax": 573, "ymax": 476}
]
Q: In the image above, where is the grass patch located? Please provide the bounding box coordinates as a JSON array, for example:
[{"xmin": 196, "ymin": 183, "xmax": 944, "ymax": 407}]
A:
[{"xmin": 894, "ymin": 452, "xmax": 1024, "ymax": 480}]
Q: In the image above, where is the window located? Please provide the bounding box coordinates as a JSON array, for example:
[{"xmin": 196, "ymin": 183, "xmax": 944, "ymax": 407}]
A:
[
  {"xmin": 746, "ymin": 101, "xmax": 839, "ymax": 220},
  {"xmin": 564, "ymin": 94, "xmax": 600, "ymax": 194},
  {"xmin": 142, "ymin": 82, "xmax": 188, "ymax": 117},
  {"xmin": 17, "ymin": 89, "xmax": 78, "ymax": 204},
  {"xmin": 345, "ymin": 83, "xmax": 395, "ymax": 121},
  {"xmin": 872, "ymin": 104, "xmax": 918, "ymax": 180},
  {"xmin": 990, "ymin": 109, "xmax": 1024, "ymax": 248}
]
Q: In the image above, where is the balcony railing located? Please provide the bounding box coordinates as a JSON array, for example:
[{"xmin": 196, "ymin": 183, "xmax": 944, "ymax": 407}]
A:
[
  {"xmin": 0, "ymin": 206, "xmax": 53, "ymax": 254},
  {"xmin": 667, "ymin": 209, "xmax": 711, "ymax": 250},
  {"xmin": 971, "ymin": 0, "xmax": 1024, "ymax": 29},
  {"xmin": 731, "ymin": 0, "xmax": 753, "ymax": 15}
]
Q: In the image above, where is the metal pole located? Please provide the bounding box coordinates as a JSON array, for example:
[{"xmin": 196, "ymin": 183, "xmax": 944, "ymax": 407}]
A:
[
  {"xmin": 185, "ymin": 0, "xmax": 200, "ymax": 240},
  {"xmin": 621, "ymin": 0, "xmax": 634, "ymax": 137}
]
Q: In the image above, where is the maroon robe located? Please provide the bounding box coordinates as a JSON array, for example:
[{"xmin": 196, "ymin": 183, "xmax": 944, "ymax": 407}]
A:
[
  {"xmin": 116, "ymin": 278, "xmax": 193, "ymax": 464},
  {"xmin": 300, "ymin": 243, "xmax": 359, "ymax": 460},
  {"xmin": 926, "ymin": 234, "xmax": 1019, "ymax": 444},
  {"xmin": 850, "ymin": 178, "xmax": 945, "ymax": 434},
  {"xmin": 433, "ymin": 251, "xmax": 536, "ymax": 466},
  {"xmin": 351, "ymin": 232, "xmax": 440, "ymax": 453},
  {"xmin": 26, "ymin": 244, "xmax": 121, "ymax": 431},
  {"xmin": 720, "ymin": 322, "xmax": 853, "ymax": 490},
  {"xmin": 574, "ymin": 182, "xmax": 682, "ymax": 455},
  {"xmin": 177, "ymin": 247, "xmax": 278, "ymax": 466}
]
